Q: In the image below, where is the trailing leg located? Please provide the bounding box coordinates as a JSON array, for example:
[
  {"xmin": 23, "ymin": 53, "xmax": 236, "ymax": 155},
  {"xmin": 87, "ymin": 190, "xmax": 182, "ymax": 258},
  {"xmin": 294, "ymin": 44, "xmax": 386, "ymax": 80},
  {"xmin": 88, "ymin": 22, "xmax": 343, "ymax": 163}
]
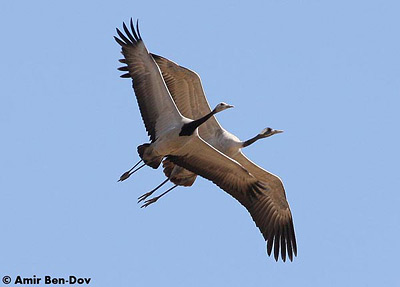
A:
[
  {"xmin": 141, "ymin": 184, "xmax": 178, "ymax": 208},
  {"xmin": 118, "ymin": 159, "xmax": 145, "ymax": 182},
  {"xmin": 138, "ymin": 178, "xmax": 169, "ymax": 203}
]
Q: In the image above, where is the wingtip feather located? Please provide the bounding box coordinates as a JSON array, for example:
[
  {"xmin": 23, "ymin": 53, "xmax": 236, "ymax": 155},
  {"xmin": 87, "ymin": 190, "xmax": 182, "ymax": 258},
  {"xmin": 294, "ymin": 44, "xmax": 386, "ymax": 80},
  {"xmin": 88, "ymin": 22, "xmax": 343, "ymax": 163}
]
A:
[
  {"xmin": 136, "ymin": 19, "xmax": 142, "ymax": 40},
  {"xmin": 118, "ymin": 66, "xmax": 129, "ymax": 71},
  {"xmin": 120, "ymin": 73, "xmax": 131, "ymax": 78},
  {"xmin": 114, "ymin": 35, "xmax": 125, "ymax": 47}
]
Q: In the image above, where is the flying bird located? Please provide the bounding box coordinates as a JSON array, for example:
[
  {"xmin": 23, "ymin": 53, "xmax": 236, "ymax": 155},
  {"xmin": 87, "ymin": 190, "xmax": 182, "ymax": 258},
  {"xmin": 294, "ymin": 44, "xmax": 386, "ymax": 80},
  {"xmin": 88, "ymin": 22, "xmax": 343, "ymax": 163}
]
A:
[
  {"xmin": 154, "ymin": 54, "xmax": 296, "ymax": 262},
  {"xmin": 119, "ymin": 58, "xmax": 283, "ymax": 205},
  {"xmin": 114, "ymin": 20, "xmax": 235, "ymax": 165},
  {"xmin": 115, "ymin": 19, "xmax": 297, "ymax": 262}
]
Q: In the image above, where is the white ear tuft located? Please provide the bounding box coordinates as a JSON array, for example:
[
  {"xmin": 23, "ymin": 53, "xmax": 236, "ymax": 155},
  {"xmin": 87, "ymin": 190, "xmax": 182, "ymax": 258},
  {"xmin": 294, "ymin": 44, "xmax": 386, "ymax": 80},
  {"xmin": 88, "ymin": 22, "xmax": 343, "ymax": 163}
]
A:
[{"xmin": 260, "ymin": 128, "xmax": 271, "ymax": 135}]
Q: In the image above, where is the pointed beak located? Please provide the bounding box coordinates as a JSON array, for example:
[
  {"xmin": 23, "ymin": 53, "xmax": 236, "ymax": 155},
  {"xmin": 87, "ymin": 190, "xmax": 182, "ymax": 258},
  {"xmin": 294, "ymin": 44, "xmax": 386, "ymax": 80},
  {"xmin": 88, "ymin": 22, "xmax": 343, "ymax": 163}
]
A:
[
  {"xmin": 227, "ymin": 104, "xmax": 234, "ymax": 109},
  {"xmin": 273, "ymin": 129, "xmax": 284, "ymax": 134}
]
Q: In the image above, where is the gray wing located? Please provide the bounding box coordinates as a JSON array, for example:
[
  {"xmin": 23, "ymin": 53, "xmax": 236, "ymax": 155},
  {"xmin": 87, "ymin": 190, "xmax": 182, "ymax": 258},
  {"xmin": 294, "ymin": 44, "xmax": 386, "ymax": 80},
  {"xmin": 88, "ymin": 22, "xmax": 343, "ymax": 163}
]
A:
[
  {"xmin": 232, "ymin": 151, "xmax": 297, "ymax": 261},
  {"xmin": 169, "ymin": 137, "xmax": 296, "ymax": 261},
  {"xmin": 151, "ymin": 53, "xmax": 222, "ymax": 142},
  {"xmin": 115, "ymin": 20, "xmax": 182, "ymax": 142}
]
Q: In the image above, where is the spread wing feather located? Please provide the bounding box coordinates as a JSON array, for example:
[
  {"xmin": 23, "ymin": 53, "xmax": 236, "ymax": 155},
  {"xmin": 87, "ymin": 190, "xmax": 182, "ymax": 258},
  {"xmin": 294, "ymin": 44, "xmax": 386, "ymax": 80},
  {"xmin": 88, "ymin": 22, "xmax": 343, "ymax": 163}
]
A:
[
  {"xmin": 168, "ymin": 137, "xmax": 264, "ymax": 204},
  {"xmin": 115, "ymin": 20, "xmax": 182, "ymax": 142},
  {"xmin": 169, "ymin": 137, "xmax": 296, "ymax": 261},
  {"xmin": 151, "ymin": 54, "xmax": 221, "ymax": 142},
  {"xmin": 232, "ymin": 152, "xmax": 297, "ymax": 261}
]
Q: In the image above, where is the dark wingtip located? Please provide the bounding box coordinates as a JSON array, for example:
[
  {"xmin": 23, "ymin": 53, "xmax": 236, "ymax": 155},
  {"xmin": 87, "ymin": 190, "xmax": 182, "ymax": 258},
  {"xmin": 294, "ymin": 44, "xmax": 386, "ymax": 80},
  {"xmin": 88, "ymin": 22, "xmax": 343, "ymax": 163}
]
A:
[
  {"xmin": 291, "ymin": 220, "xmax": 298, "ymax": 257},
  {"xmin": 136, "ymin": 19, "xmax": 142, "ymax": 40},
  {"xmin": 120, "ymin": 73, "xmax": 131, "ymax": 78},
  {"xmin": 266, "ymin": 232, "xmax": 297, "ymax": 262},
  {"xmin": 114, "ymin": 35, "xmax": 125, "ymax": 47},
  {"xmin": 274, "ymin": 243, "xmax": 279, "ymax": 261},
  {"xmin": 123, "ymin": 21, "xmax": 136, "ymax": 43},
  {"xmin": 118, "ymin": 66, "xmax": 129, "ymax": 71},
  {"xmin": 281, "ymin": 236, "xmax": 286, "ymax": 262},
  {"xmin": 267, "ymin": 235, "xmax": 273, "ymax": 257},
  {"xmin": 130, "ymin": 18, "xmax": 139, "ymax": 41},
  {"xmin": 116, "ymin": 27, "xmax": 131, "ymax": 45}
]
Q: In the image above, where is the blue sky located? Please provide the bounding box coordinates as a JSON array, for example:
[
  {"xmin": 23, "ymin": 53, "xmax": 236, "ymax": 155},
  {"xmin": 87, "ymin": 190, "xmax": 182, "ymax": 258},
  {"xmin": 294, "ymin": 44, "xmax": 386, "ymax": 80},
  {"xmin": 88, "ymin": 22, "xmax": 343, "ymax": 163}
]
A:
[{"xmin": 1, "ymin": 1, "xmax": 399, "ymax": 286}]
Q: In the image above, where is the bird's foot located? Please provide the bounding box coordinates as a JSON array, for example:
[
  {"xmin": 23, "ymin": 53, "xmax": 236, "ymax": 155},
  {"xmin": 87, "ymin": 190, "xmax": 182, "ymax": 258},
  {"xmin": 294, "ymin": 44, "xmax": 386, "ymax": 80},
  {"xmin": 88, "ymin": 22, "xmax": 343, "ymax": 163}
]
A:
[
  {"xmin": 140, "ymin": 196, "xmax": 161, "ymax": 208},
  {"xmin": 118, "ymin": 171, "xmax": 131, "ymax": 182},
  {"xmin": 139, "ymin": 184, "xmax": 177, "ymax": 208},
  {"xmin": 137, "ymin": 191, "xmax": 154, "ymax": 203},
  {"xmin": 117, "ymin": 160, "xmax": 145, "ymax": 182}
]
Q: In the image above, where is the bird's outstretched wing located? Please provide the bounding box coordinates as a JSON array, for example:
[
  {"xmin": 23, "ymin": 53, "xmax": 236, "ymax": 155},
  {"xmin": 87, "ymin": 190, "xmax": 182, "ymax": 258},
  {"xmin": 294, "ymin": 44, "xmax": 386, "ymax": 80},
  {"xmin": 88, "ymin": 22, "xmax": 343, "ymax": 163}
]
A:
[
  {"xmin": 151, "ymin": 54, "xmax": 222, "ymax": 142},
  {"xmin": 168, "ymin": 137, "xmax": 296, "ymax": 261},
  {"xmin": 115, "ymin": 20, "xmax": 182, "ymax": 142},
  {"xmin": 232, "ymin": 151, "xmax": 297, "ymax": 261}
]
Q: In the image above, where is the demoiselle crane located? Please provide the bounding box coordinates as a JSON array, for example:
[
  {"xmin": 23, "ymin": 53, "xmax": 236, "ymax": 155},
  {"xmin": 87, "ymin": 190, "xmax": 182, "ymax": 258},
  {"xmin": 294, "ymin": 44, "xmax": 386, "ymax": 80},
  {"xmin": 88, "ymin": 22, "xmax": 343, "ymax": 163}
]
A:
[
  {"xmin": 138, "ymin": 55, "xmax": 284, "ymax": 205},
  {"xmin": 114, "ymin": 21, "xmax": 234, "ymax": 166},
  {"xmin": 154, "ymin": 54, "xmax": 296, "ymax": 262},
  {"xmin": 115, "ymin": 20, "xmax": 296, "ymax": 262}
]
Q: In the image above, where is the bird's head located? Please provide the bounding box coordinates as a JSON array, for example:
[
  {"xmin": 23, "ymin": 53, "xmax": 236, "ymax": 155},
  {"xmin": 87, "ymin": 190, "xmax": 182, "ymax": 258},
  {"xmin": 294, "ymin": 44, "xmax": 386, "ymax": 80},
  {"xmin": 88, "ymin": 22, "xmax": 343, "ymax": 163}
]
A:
[
  {"xmin": 213, "ymin": 102, "xmax": 234, "ymax": 113},
  {"xmin": 259, "ymin": 127, "xmax": 284, "ymax": 138}
]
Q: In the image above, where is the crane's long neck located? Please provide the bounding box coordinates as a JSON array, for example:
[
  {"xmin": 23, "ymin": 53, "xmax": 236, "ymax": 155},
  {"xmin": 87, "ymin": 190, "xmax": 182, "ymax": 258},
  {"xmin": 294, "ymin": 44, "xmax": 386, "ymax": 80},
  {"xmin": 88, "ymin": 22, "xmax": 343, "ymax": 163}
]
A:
[
  {"xmin": 179, "ymin": 110, "xmax": 216, "ymax": 136},
  {"xmin": 242, "ymin": 134, "xmax": 263, "ymax": 148}
]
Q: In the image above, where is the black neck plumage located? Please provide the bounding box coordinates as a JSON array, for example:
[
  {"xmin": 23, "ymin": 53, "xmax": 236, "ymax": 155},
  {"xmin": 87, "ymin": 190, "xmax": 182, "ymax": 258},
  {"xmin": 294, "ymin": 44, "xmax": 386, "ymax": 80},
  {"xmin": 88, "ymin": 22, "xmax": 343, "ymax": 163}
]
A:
[
  {"xmin": 242, "ymin": 134, "xmax": 262, "ymax": 148},
  {"xmin": 179, "ymin": 110, "xmax": 216, "ymax": 136}
]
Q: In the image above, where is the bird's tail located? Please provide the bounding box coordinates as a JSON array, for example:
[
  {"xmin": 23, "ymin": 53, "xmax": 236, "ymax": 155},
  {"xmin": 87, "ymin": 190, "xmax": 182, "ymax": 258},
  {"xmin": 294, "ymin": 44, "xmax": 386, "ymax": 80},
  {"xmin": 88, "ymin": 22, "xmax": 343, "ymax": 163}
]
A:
[
  {"xmin": 137, "ymin": 143, "xmax": 162, "ymax": 169},
  {"xmin": 162, "ymin": 159, "xmax": 197, "ymax": 186}
]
